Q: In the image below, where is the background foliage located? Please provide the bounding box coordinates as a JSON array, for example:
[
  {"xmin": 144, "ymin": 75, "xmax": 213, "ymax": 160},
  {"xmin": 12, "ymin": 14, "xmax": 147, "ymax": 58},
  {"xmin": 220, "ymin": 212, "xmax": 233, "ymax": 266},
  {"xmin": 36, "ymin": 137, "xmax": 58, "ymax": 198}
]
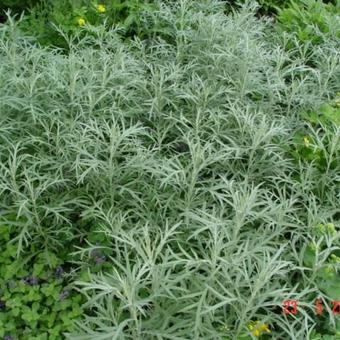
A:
[
  {"xmin": 0, "ymin": 223, "xmax": 84, "ymax": 339},
  {"xmin": 277, "ymin": 0, "xmax": 340, "ymax": 47},
  {"xmin": 1, "ymin": 0, "xmax": 161, "ymax": 48}
]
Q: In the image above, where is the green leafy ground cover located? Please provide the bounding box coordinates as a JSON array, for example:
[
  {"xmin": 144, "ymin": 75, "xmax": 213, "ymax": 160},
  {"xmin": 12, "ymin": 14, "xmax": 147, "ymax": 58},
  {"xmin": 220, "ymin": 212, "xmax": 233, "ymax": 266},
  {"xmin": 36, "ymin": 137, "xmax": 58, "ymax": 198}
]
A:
[{"xmin": 0, "ymin": 0, "xmax": 339, "ymax": 339}]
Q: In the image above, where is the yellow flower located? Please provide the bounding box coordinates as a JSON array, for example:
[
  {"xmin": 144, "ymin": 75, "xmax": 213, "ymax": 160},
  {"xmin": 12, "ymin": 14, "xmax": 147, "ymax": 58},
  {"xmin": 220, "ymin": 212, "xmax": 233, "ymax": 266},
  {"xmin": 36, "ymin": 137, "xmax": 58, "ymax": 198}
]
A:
[
  {"xmin": 77, "ymin": 18, "xmax": 86, "ymax": 27},
  {"xmin": 303, "ymin": 136, "xmax": 310, "ymax": 148},
  {"xmin": 248, "ymin": 321, "xmax": 271, "ymax": 337},
  {"xmin": 253, "ymin": 329, "xmax": 261, "ymax": 337},
  {"xmin": 96, "ymin": 4, "xmax": 106, "ymax": 13}
]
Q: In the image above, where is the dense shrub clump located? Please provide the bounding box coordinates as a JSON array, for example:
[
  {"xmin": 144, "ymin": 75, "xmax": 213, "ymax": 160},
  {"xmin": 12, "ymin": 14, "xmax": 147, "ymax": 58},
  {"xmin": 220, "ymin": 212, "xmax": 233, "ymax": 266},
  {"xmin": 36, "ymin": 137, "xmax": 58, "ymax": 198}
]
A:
[{"xmin": 0, "ymin": 0, "xmax": 339, "ymax": 339}]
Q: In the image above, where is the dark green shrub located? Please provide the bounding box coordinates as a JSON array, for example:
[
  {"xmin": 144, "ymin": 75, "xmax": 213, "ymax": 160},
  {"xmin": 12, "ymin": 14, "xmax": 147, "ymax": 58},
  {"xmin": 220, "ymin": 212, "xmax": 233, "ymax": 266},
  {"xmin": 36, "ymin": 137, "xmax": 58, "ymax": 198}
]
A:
[
  {"xmin": 302, "ymin": 223, "xmax": 340, "ymax": 336},
  {"xmin": 277, "ymin": 0, "xmax": 340, "ymax": 45},
  {"xmin": 0, "ymin": 0, "xmax": 39, "ymax": 23},
  {"xmin": 229, "ymin": 0, "xmax": 288, "ymax": 15},
  {"xmin": 254, "ymin": 0, "xmax": 286, "ymax": 13},
  {"xmin": 0, "ymin": 0, "xmax": 39, "ymax": 13},
  {"xmin": 13, "ymin": 0, "xmax": 160, "ymax": 49},
  {"xmin": 0, "ymin": 224, "xmax": 84, "ymax": 340},
  {"xmin": 225, "ymin": 0, "xmax": 339, "ymax": 16},
  {"xmin": 287, "ymin": 95, "xmax": 340, "ymax": 200}
]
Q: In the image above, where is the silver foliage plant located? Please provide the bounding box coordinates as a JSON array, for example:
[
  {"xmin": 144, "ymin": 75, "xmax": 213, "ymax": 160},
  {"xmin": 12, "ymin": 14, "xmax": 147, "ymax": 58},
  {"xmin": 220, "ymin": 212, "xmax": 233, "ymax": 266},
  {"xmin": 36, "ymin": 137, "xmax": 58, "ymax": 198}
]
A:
[{"xmin": 0, "ymin": 0, "xmax": 339, "ymax": 339}]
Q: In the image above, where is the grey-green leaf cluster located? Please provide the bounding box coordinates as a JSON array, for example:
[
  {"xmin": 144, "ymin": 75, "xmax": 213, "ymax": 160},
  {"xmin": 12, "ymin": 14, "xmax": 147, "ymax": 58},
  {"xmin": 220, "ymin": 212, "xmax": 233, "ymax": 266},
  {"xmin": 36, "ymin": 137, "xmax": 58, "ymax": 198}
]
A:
[{"xmin": 0, "ymin": 0, "xmax": 339, "ymax": 339}]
